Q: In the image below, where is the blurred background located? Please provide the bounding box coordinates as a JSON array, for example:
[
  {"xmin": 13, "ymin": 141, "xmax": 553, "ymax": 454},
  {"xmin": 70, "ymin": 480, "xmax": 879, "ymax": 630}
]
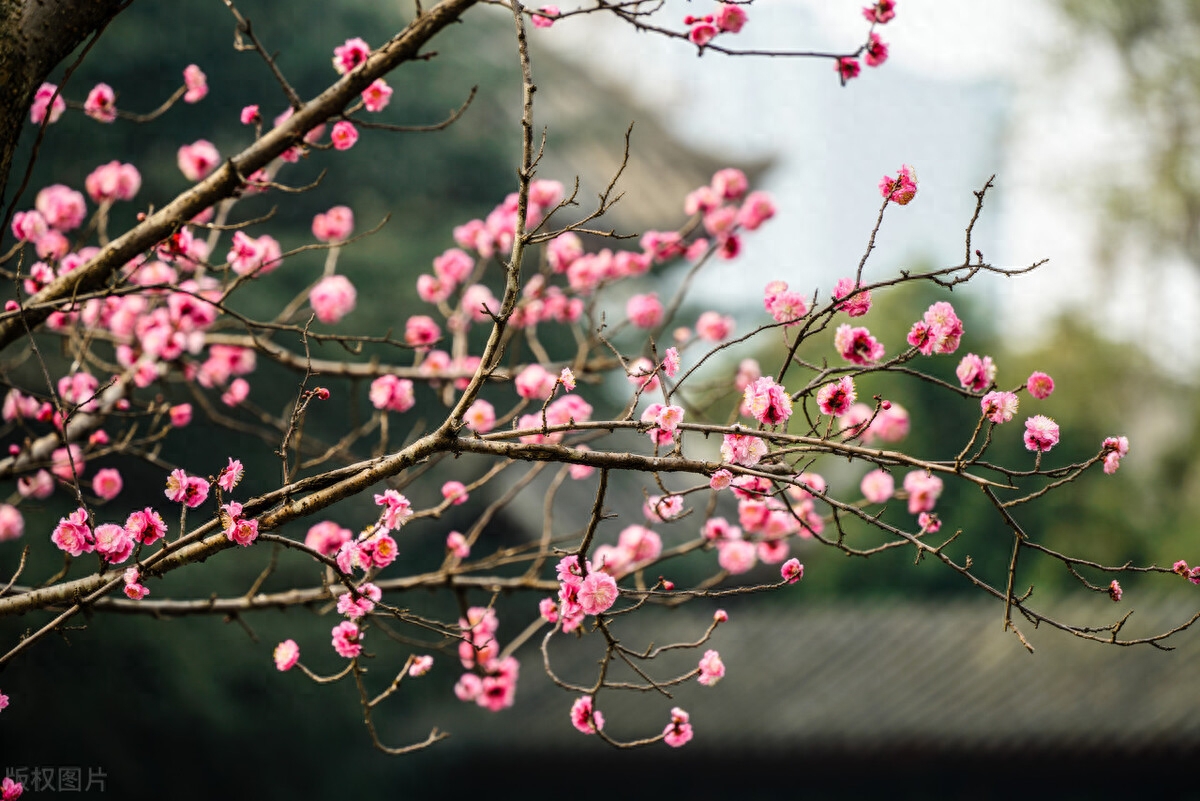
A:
[{"xmin": 3, "ymin": 0, "xmax": 1200, "ymax": 797}]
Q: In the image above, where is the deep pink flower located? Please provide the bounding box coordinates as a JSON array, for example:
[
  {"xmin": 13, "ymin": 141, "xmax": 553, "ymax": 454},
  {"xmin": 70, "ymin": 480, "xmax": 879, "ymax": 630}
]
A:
[
  {"xmin": 627, "ymin": 293, "xmax": 663, "ymax": 328},
  {"xmin": 240, "ymin": 105, "xmax": 260, "ymax": 125},
  {"xmin": 183, "ymin": 64, "xmax": 208, "ymax": 103},
  {"xmin": 93, "ymin": 523, "xmax": 133, "ymax": 564},
  {"xmin": 571, "ymin": 695, "xmax": 604, "ymax": 733},
  {"xmin": 464, "ymin": 399, "xmax": 496, "ymax": 433},
  {"xmin": 956, "ymin": 353, "xmax": 996, "ymax": 392},
  {"xmin": 688, "ymin": 22, "xmax": 718, "ymax": 47},
  {"xmin": 309, "ymin": 274, "xmax": 357, "ymax": 324},
  {"xmin": 1027, "ymin": 371, "xmax": 1055, "ymax": 399},
  {"xmin": 92, "ymin": 468, "xmax": 123, "ymax": 501},
  {"xmin": 880, "ymin": 164, "xmax": 918, "ymax": 205},
  {"xmin": 374, "ymin": 489, "xmax": 413, "ymax": 531},
  {"xmin": 743, "ymin": 376, "xmax": 793, "ymax": 426},
  {"xmin": 123, "ymin": 567, "xmax": 149, "ymax": 600},
  {"xmin": 577, "ymin": 571, "xmax": 619, "ymax": 615},
  {"xmin": 170, "ymin": 403, "xmax": 193, "ymax": 427},
  {"xmin": 833, "ymin": 277, "xmax": 872, "ymax": 317},
  {"xmin": 30, "ymin": 82, "xmax": 65, "ymax": 125},
  {"xmin": 663, "ymin": 707, "xmax": 694, "ymax": 747},
  {"xmin": 218, "ymin": 458, "xmax": 244, "ymax": 493},
  {"xmin": 331, "ymin": 120, "xmax": 358, "ymax": 151},
  {"xmin": 1, "ymin": 776, "xmax": 22, "ymax": 800},
  {"xmin": 836, "ymin": 57, "xmax": 861, "ymax": 82},
  {"xmin": 782, "ymin": 558, "xmax": 804, "ymax": 584},
  {"xmin": 331, "ymin": 621, "xmax": 362, "ymax": 658},
  {"xmin": 903, "ymin": 471, "xmax": 943, "ymax": 514},
  {"xmin": 918, "ymin": 512, "xmax": 942, "ymax": 533},
  {"xmin": 86, "ymin": 161, "xmax": 141, "ymax": 204},
  {"xmin": 698, "ymin": 649, "xmax": 725, "ymax": 686},
  {"xmin": 1109, "ymin": 580, "xmax": 1123, "ymax": 602},
  {"xmin": 981, "ymin": 391, "xmax": 1019, "ymax": 424},
  {"xmin": 817, "ymin": 376, "xmax": 857, "ymax": 416},
  {"xmin": 305, "ymin": 521, "xmax": 352, "ymax": 556},
  {"xmin": 0, "ymin": 505, "xmax": 23, "ymax": 542},
  {"xmin": 84, "ymin": 83, "xmax": 117, "ymax": 123},
  {"xmin": 164, "ymin": 469, "xmax": 209, "ymax": 508},
  {"xmin": 369, "ymin": 374, "xmax": 415, "ymax": 413},
  {"xmin": 361, "ymin": 79, "xmax": 393, "ymax": 111},
  {"xmin": 834, "ymin": 324, "xmax": 884, "ymax": 365},
  {"xmin": 332, "ymin": 37, "xmax": 371, "ymax": 74},
  {"xmin": 177, "ymin": 140, "xmax": 221, "ymax": 182},
  {"xmin": 720, "ymin": 433, "xmax": 768, "ymax": 467},
  {"xmin": 125, "ymin": 508, "xmax": 167, "ymax": 545},
  {"xmin": 865, "ymin": 33, "xmax": 889, "ymax": 67},
  {"xmin": 442, "ymin": 480, "xmax": 469, "ymax": 505},
  {"xmin": 36, "ymin": 184, "xmax": 87, "ymax": 231},
  {"xmin": 312, "ymin": 206, "xmax": 355, "ymax": 243},
  {"xmin": 1102, "ymin": 435, "xmax": 1129, "ymax": 475},
  {"xmin": 738, "ymin": 191, "xmax": 776, "ymax": 230},
  {"xmin": 274, "ymin": 639, "xmax": 300, "ymax": 671},
  {"xmin": 404, "ymin": 314, "xmax": 441, "ymax": 348},
  {"xmin": 532, "ymin": 5, "xmax": 560, "ymax": 27},
  {"xmin": 863, "ymin": 0, "xmax": 897, "ymax": 24},
  {"xmin": 715, "ymin": 4, "xmax": 747, "ymax": 33},
  {"xmin": 1024, "ymin": 415, "xmax": 1060, "ymax": 453}
]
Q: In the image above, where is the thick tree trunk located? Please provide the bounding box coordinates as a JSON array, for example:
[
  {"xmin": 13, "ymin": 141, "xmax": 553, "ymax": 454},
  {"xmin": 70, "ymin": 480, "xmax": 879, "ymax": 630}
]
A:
[{"xmin": 0, "ymin": 0, "xmax": 128, "ymax": 203}]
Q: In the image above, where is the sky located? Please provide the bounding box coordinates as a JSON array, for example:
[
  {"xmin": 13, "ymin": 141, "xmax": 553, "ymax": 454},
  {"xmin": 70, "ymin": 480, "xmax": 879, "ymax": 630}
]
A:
[{"xmin": 543, "ymin": 0, "xmax": 1200, "ymax": 373}]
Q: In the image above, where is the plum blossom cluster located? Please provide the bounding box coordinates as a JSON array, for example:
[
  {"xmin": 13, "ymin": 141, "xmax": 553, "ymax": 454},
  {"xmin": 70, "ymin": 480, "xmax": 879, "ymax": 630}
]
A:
[
  {"xmin": 454, "ymin": 607, "xmax": 520, "ymax": 712},
  {"xmin": 684, "ymin": 3, "xmax": 747, "ymax": 48},
  {"xmin": 836, "ymin": 2, "xmax": 897, "ymax": 81}
]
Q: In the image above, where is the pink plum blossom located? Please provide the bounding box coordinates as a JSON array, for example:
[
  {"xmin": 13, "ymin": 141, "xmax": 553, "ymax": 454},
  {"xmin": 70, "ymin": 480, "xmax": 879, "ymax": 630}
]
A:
[
  {"xmin": 164, "ymin": 468, "xmax": 209, "ymax": 508},
  {"xmin": 51, "ymin": 507, "xmax": 93, "ymax": 556},
  {"xmin": 1027, "ymin": 371, "xmax": 1055, "ymax": 399},
  {"xmin": 688, "ymin": 22, "xmax": 718, "ymax": 47},
  {"xmin": 464, "ymin": 399, "xmax": 496, "ymax": 433},
  {"xmin": 710, "ymin": 469, "xmax": 733, "ymax": 490},
  {"xmin": 30, "ymin": 82, "xmax": 65, "ymax": 124},
  {"xmin": 577, "ymin": 571, "xmax": 619, "ymax": 615},
  {"xmin": 743, "ymin": 376, "xmax": 793, "ymax": 426},
  {"xmin": 833, "ymin": 278, "xmax": 872, "ymax": 317},
  {"xmin": 123, "ymin": 568, "xmax": 149, "ymax": 600},
  {"xmin": 218, "ymin": 458, "xmax": 244, "ymax": 493},
  {"xmin": 663, "ymin": 707, "xmax": 694, "ymax": 747},
  {"xmin": 84, "ymin": 83, "xmax": 117, "ymax": 122},
  {"xmin": 442, "ymin": 480, "xmax": 469, "ymax": 505},
  {"xmin": 170, "ymin": 401, "xmax": 193, "ymax": 426},
  {"xmin": 183, "ymin": 64, "xmax": 208, "ymax": 103},
  {"xmin": 405, "ymin": 315, "xmax": 441, "ymax": 348},
  {"xmin": 0, "ymin": 505, "xmax": 23, "ymax": 542},
  {"xmin": 903, "ymin": 471, "xmax": 943, "ymax": 514},
  {"xmin": 240, "ymin": 105, "xmax": 260, "ymax": 125},
  {"xmin": 306, "ymin": 521, "xmax": 352, "ymax": 556},
  {"xmin": 312, "ymin": 206, "xmax": 354, "ymax": 242},
  {"xmin": 1109, "ymin": 580, "xmax": 1123, "ymax": 602},
  {"xmin": 981, "ymin": 391, "xmax": 1018, "ymax": 424},
  {"xmin": 835, "ymin": 324, "xmax": 884, "ymax": 365},
  {"xmin": 532, "ymin": 6, "xmax": 560, "ymax": 27},
  {"xmin": 125, "ymin": 508, "xmax": 167, "ymax": 545},
  {"xmin": 697, "ymin": 649, "xmax": 726, "ymax": 686},
  {"xmin": 36, "ymin": 184, "xmax": 86, "ymax": 231},
  {"xmin": 571, "ymin": 695, "xmax": 604, "ymax": 734},
  {"xmin": 274, "ymin": 639, "xmax": 300, "ymax": 671},
  {"xmin": 93, "ymin": 523, "xmax": 133, "ymax": 564},
  {"xmin": 369, "ymin": 374, "xmax": 415, "ymax": 413},
  {"xmin": 1024, "ymin": 415, "xmax": 1060, "ymax": 453},
  {"xmin": 956, "ymin": 353, "xmax": 996, "ymax": 392},
  {"xmin": 860, "ymin": 469, "xmax": 894, "ymax": 504},
  {"xmin": 17, "ymin": 469, "xmax": 53, "ymax": 500},
  {"xmin": 177, "ymin": 140, "xmax": 221, "ymax": 182},
  {"xmin": 362, "ymin": 79, "xmax": 393, "ymax": 111},
  {"xmin": 782, "ymin": 558, "xmax": 804, "ymax": 584},
  {"xmin": 332, "ymin": 37, "xmax": 371, "ymax": 74},
  {"xmin": 738, "ymin": 191, "xmax": 776, "ymax": 230},
  {"xmin": 696, "ymin": 311, "xmax": 734, "ymax": 341},
  {"xmin": 446, "ymin": 531, "xmax": 470, "ymax": 559},
  {"xmin": 1102, "ymin": 436, "xmax": 1129, "ymax": 474},
  {"xmin": 863, "ymin": 1, "xmax": 897, "ymax": 24},
  {"xmin": 85, "ymin": 161, "xmax": 141, "ymax": 203},
  {"xmin": 715, "ymin": 4, "xmax": 748, "ymax": 33},
  {"xmin": 92, "ymin": 468, "xmax": 123, "ymax": 501},
  {"xmin": 880, "ymin": 164, "xmax": 918, "ymax": 205},
  {"xmin": 332, "ymin": 621, "xmax": 363, "ymax": 658},
  {"xmin": 309, "ymin": 275, "xmax": 357, "ymax": 324},
  {"xmin": 718, "ymin": 539, "xmax": 757, "ymax": 574},
  {"xmin": 331, "ymin": 120, "xmax": 358, "ymax": 150},
  {"xmin": 817, "ymin": 376, "xmax": 856, "ymax": 416},
  {"xmin": 865, "ymin": 33, "xmax": 889, "ymax": 67},
  {"xmin": 836, "ymin": 57, "xmax": 861, "ymax": 82},
  {"xmin": 627, "ymin": 293, "xmax": 663, "ymax": 328},
  {"xmin": 374, "ymin": 489, "xmax": 413, "ymax": 531},
  {"xmin": 720, "ymin": 433, "xmax": 768, "ymax": 467}
]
